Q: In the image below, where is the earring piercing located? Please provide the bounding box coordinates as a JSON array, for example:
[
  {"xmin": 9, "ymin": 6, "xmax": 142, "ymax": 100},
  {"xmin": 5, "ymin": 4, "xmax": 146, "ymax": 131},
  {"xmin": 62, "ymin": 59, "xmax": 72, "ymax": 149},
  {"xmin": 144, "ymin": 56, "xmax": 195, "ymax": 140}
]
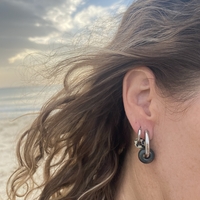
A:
[{"xmin": 134, "ymin": 128, "xmax": 155, "ymax": 164}]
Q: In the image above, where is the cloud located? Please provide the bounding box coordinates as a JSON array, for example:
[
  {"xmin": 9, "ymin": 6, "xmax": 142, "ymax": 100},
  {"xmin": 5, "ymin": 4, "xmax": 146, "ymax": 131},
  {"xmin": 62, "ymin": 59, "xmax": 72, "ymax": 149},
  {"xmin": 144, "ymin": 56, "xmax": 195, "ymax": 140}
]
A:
[
  {"xmin": 0, "ymin": 0, "xmax": 130, "ymax": 87},
  {"xmin": 1, "ymin": 0, "xmax": 128, "ymax": 73},
  {"xmin": 8, "ymin": 49, "xmax": 40, "ymax": 64},
  {"xmin": 0, "ymin": 0, "xmax": 59, "ymax": 68},
  {"xmin": 42, "ymin": 0, "xmax": 126, "ymax": 31},
  {"xmin": 26, "ymin": 1, "xmax": 126, "ymax": 46},
  {"xmin": 0, "ymin": 1, "xmax": 56, "ymax": 38},
  {"xmin": 73, "ymin": 3, "xmax": 126, "ymax": 29},
  {"xmin": 28, "ymin": 32, "xmax": 61, "ymax": 45},
  {"xmin": 42, "ymin": 0, "xmax": 84, "ymax": 32}
]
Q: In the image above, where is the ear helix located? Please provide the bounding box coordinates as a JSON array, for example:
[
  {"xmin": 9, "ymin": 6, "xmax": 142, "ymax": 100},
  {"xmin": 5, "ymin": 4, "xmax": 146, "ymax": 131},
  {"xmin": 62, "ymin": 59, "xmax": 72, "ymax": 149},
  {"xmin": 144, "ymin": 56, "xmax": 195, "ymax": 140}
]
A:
[{"xmin": 134, "ymin": 128, "xmax": 155, "ymax": 164}]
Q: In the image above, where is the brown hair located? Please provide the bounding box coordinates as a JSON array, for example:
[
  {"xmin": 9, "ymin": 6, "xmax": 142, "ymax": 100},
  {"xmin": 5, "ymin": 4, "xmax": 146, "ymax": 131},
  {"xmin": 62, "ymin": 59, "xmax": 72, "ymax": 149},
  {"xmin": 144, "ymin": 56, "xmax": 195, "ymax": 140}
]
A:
[{"xmin": 7, "ymin": 0, "xmax": 200, "ymax": 199}]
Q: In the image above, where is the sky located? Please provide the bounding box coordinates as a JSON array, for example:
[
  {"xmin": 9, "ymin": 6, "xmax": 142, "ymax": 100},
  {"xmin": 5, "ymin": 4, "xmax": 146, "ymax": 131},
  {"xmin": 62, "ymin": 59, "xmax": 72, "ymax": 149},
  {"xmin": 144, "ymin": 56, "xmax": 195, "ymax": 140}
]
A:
[{"xmin": 0, "ymin": 0, "xmax": 132, "ymax": 88}]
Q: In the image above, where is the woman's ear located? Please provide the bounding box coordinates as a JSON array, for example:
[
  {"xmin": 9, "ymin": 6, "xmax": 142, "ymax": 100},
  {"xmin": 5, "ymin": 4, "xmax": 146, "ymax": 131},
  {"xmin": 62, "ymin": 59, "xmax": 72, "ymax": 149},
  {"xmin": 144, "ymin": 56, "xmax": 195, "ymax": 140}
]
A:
[{"xmin": 123, "ymin": 66, "xmax": 158, "ymax": 139}]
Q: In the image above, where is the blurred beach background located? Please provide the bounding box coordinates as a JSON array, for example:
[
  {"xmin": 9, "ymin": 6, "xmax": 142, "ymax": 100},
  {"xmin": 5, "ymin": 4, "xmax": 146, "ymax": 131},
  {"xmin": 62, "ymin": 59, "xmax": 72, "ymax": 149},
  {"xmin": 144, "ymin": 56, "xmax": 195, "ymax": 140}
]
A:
[
  {"xmin": 0, "ymin": 0, "xmax": 130, "ymax": 199},
  {"xmin": 0, "ymin": 85, "xmax": 61, "ymax": 199}
]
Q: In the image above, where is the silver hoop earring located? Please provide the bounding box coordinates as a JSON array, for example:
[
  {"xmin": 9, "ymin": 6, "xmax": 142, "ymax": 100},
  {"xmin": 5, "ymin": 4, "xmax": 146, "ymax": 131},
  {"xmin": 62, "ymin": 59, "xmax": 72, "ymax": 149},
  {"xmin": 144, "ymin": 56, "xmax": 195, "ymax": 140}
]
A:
[{"xmin": 134, "ymin": 128, "xmax": 155, "ymax": 164}]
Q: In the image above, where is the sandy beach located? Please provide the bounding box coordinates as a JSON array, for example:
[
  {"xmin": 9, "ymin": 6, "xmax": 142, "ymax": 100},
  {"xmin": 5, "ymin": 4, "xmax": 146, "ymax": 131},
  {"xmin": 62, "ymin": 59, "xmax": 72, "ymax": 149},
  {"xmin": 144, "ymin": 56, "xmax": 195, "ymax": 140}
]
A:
[
  {"xmin": 0, "ymin": 115, "xmax": 35, "ymax": 199},
  {"xmin": 0, "ymin": 85, "xmax": 61, "ymax": 199}
]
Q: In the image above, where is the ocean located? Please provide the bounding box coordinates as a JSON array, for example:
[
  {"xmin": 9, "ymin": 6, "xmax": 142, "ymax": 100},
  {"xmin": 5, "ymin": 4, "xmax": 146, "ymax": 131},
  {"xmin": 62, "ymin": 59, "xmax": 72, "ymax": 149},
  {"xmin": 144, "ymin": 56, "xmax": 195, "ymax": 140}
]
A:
[{"xmin": 0, "ymin": 85, "xmax": 61, "ymax": 120}]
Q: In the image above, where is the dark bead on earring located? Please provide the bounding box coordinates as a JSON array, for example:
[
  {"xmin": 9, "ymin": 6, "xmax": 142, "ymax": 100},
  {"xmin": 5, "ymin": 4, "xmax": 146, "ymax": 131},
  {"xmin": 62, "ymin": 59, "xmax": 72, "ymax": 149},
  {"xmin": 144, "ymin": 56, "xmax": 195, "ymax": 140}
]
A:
[{"xmin": 138, "ymin": 148, "xmax": 155, "ymax": 164}]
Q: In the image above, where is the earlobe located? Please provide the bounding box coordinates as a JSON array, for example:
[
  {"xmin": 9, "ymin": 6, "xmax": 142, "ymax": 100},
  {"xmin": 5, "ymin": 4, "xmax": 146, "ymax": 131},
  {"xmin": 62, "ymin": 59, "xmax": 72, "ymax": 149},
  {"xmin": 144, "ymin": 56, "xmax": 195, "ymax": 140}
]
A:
[{"xmin": 123, "ymin": 67, "xmax": 157, "ymax": 137}]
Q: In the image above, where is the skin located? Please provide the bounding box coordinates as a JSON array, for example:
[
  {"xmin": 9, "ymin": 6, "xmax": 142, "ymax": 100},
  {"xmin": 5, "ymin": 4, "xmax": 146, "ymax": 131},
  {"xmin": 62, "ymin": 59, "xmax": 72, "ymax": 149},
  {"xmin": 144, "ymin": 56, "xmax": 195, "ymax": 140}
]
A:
[{"xmin": 116, "ymin": 66, "xmax": 200, "ymax": 200}]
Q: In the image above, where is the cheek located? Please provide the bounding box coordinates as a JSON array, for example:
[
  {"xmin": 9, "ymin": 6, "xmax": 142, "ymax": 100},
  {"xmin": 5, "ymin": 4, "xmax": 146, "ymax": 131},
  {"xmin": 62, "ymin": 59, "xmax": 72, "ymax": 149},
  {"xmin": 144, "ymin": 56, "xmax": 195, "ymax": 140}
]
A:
[
  {"xmin": 181, "ymin": 100, "xmax": 200, "ymax": 141},
  {"xmin": 154, "ymin": 99, "xmax": 200, "ymax": 166},
  {"xmin": 150, "ymin": 99, "xmax": 200, "ymax": 197}
]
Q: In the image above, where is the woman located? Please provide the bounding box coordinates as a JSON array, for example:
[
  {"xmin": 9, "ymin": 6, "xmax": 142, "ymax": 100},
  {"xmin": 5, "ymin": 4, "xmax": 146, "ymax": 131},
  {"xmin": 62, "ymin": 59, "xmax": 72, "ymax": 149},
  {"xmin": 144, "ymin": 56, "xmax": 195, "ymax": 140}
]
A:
[{"xmin": 7, "ymin": 0, "xmax": 200, "ymax": 199}]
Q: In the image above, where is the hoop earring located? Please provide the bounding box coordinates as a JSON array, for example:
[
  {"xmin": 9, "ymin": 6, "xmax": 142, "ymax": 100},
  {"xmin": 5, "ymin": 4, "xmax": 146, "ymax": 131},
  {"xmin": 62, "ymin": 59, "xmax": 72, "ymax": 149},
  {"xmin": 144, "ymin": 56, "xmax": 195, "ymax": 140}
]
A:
[{"xmin": 134, "ymin": 128, "xmax": 155, "ymax": 164}]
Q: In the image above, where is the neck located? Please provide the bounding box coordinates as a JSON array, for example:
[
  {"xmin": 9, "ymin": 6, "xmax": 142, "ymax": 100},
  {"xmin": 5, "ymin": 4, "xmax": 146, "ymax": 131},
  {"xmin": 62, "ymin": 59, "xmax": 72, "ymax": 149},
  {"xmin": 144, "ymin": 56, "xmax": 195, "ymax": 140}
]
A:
[
  {"xmin": 115, "ymin": 140, "xmax": 200, "ymax": 200},
  {"xmin": 115, "ymin": 146, "xmax": 163, "ymax": 200}
]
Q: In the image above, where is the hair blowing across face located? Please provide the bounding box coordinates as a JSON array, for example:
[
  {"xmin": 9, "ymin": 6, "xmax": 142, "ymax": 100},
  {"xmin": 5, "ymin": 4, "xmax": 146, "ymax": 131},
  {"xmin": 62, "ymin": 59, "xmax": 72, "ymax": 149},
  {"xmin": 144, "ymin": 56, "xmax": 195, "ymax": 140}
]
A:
[{"xmin": 7, "ymin": 0, "xmax": 200, "ymax": 199}]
